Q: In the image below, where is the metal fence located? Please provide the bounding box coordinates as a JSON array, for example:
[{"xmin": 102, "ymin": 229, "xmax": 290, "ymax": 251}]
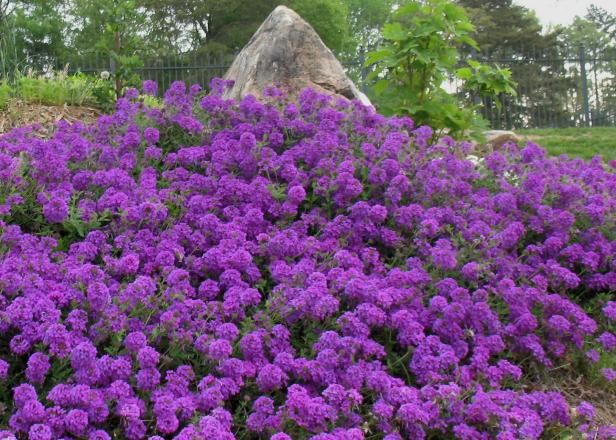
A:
[
  {"xmin": 23, "ymin": 45, "xmax": 616, "ymax": 130},
  {"xmin": 54, "ymin": 51, "xmax": 235, "ymax": 95},
  {"xmin": 454, "ymin": 45, "xmax": 616, "ymax": 129}
]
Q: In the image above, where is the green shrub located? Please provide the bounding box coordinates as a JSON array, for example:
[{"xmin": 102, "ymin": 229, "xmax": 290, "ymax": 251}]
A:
[
  {"xmin": 0, "ymin": 82, "xmax": 12, "ymax": 110},
  {"xmin": 11, "ymin": 69, "xmax": 111, "ymax": 108},
  {"xmin": 63, "ymin": 72, "xmax": 95, "ymax": 106},
  {"xmin": 16, "ymin": 75, "xmax": 66, "ymax": 106},
  {"xmin": 90, "ymin": 77, "xmax": 117, "ymax": 111},
  {"xmin": 366, "ymin": 0, "xmax": 516, "ymax": 139}
]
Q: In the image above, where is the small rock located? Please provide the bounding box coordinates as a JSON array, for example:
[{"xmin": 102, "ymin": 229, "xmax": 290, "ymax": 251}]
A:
[{"xmin": 483, "ymin": 130, "xmax": 519, "ymax": 148}]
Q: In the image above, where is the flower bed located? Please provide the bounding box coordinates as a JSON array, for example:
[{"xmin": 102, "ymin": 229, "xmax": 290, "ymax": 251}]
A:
[{"xmin": 0, "ymin": 79, "xmax": 614, "ymax": 439}]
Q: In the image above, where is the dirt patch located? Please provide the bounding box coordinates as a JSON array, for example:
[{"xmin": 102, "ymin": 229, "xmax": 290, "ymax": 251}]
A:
[
  {"xmin": 0, "ymin": 100, "xmax": 102, "ymax": 137},
  {"xmin": 524, "ymin": 367, "xmax": 616, "ymax": 427}
]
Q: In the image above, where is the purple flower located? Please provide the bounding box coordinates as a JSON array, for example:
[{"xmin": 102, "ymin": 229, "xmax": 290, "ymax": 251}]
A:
[
  {"xmin": 585, "ymin": 349, "xmax": 600, "ymax": 363},
  {"xmin": 71, "ymin": 342, "xmax": 97, "ymax": 371},
  {"xmin": 0, "ymin": 81, "xmax": 615, "ymax": 440},
  {"xmin": 256, "ymin": 364, "xmax": 288, "ymax": 392},
  {"xmin": 597, "ymin": 332, "xmax": 616, "ymax": 351},
  {"xmin": 207, "ymin": 339, "xmax": 233, "ymax": 361},
  {"xmin": 144, "ymin": 127, "xmax": 160, "ymax": 144},
  {"xmin": 43, "ymin": 196, "xmax": 68, "ymax": 223},
  {"xmin": 137, "ymin": 346, "xmax": 160, "ymax": 369},
  {"xmin": 601, "ymin": 368, "xmax": 616, "ymax": 382},
  {"xmin": 136, "ymin": 367, "xmax": 161, "ymax": 391},
  {"xmin": 87, "ymin": 282, "xmax": 110, "ymax": 311},
  {"xmin": 142, "ymin": 80, "xmax": 158, "ymax": 96},
  {"xmin": 28, "ymin": 424, "xmax": 52, "ymax": 440},
  {"xmin": 65, "ymin": 409, "xmax": 89, "ymax": 436},
  {"xmin": 13, "ymin": 384, "xmax": 37, "ymax": 409},
  {"xmin": 89, "ymin": 430, "xmax": 112, "ymax": 440},
  {"xmin": 0, "ymin": 359, "xmax": 8, "ymax": 380},
  {"xmin": 25, "ymin": 352, "xmax": 50, "ymax": 384},
  {"xmin": 576, "ymin": 401, "xmax": 595, "ymax": 420},
  {"xmin": 287, "ymin": 185, "xmax": 306, "ymax": 204},
  {"xmin": 603, "ymin": 301, "xmax": 616, "ymax": 321},
  {"xmin": 125, "ymin": 332, "xmax": 148, "ymax": 352}
]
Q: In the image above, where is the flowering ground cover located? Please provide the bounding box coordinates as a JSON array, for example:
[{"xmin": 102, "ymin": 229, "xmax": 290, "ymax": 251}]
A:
[{"xmin": 0, "ymin": 79, "xmax": 615, "ymax": 439}]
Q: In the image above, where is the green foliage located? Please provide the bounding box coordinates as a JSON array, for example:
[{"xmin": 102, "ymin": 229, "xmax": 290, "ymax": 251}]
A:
[
  {"xmin": 0, "ymin": 9, "xmax": 19, "ymax": 79},
  {"xmin": 14, "ymin": 70, "xmax": 95, "ymax": 106},
  {"xmin": 338, "ymin": 0, "xmax": 397, "ymax": 85},
  {"xmin": 0, "ymin": 69, "xmax": 116, "ymax": 110},
  {"xmin": 90, "ymin": 76, "xmax": 117, "ymax": 112},
  {"xmin": 586, "ymin": 4, "xmax": 616, "ymax": 45},
  {"xmin": 138, "ymin": 0, "xmax": 279, "ymax": 52},
  {"xmin": 71, "ymin": 0, "xmax": 148, "ymax": 96},
  {"xmin": 365, "ymin": 0, "xmax": 516, "ymax": 138},
  {"xmin": 12, "ymin": 0, "xmax": 68, "ymax": 62},
  {"xmin": 0, "ymin": 81, "xmax": 11, "ymax": 109},
  {"xmin": 286, "ymin": 0, "xmax": 349, "ymax": 53},
  {"xmin": 113, "ymin": 54, "xmax": 144, "ymax": 94},
  {"xmin": 457, "ymin": 60, "xmax": 517, "ymax": 108},
  {"xmin": 457, "ymin": 0, "xmax": 573, "ymax": 129}
]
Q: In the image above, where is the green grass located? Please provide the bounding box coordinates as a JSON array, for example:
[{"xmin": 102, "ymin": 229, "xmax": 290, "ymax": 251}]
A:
[{"xmin": 517, "ymin": 127, "xmax": 616, "ymax": 162}]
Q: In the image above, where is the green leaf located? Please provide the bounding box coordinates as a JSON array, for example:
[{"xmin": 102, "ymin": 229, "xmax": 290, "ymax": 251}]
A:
[
  {"xmin": 456, "ymin": 67, "xmax": 472, "ymax": 80},
  {"xmin": 267, "ymin": 184, "xmax": 287, "ymax": 202},
  {"xmin": 372, "ymin": 79, "xmax": 391, "ymax": 96},
  {"xmin": 382, "ymin": 22, "xmax": 407, "ymax": 41},
  {"xmin": 365, "ymin": 49, "xmax": 393, "ymax": 67}
]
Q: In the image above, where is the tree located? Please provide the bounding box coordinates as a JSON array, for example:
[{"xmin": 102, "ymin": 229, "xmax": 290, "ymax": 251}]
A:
[
  {"xmin": 456, "ymin": 0, "xmax": 577, "ymax": 128},
  {"xmin": 68, "ymin": 0, "xmax": 149, "ymax": 95},
  {"xmin": 456, "ymin": 0, "xmax": 548, "ymax": 53},
  {"xmin": 366, "ymin": 0, "xmax": 516, "ymax": 137},
  {"xmin": 287, "ymin": 0, "xmax": 349, "ymax": 53},
  {"xmin": 562, "ymin": 15, "xmax": 616, "ymax": 126},
  {"xmin": 586, "ymin": 4, "xmax": 616, "ymax": 45},
  {"xmin": 338, "ymin": 0, "xmax": 398, "ymax": 85},
  {"xmin": 137, "ymin": 0, "xmax": 350, "ymax": 54},
  {"xmin": 0, "ymin": 0, "xmax": 68, "ymax": 76},
  {"xmin": 12, "ymin": 0, "xmax": 68, "ymax": 62}
]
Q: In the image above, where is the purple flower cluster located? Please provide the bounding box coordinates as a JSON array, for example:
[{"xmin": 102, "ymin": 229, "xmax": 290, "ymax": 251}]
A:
[{"xmin": 0, "ymin": 79, "xmax": 614, "ymax": 439}]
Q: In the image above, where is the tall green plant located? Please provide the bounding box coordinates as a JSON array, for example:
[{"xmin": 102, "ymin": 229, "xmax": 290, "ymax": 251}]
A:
[
  {"xmin": 365, "ymin": 0, "xmax": 516, "ymax": 138},
  {"xmin": 0, "ymin": 82, "xmax": 11, "ymax": 109},
  {"xmin": 0, "ymin": 13, "xmax": 19, "ymax": 79}
]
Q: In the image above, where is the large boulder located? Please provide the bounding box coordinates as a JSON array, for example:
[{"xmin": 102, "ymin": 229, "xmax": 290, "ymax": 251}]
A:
[{"xmin": 223, "ymin": 5, "xmax": 371, "ymax": 106}]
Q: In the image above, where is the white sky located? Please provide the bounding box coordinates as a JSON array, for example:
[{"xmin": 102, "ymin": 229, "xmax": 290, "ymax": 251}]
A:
[{"xmin": 514, "ymin": 0, "xmax": 616, "ymax": 28}]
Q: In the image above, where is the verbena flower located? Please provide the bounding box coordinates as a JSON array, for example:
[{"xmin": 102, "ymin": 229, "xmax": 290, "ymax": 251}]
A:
[{"xmin": 0, "ymin": 79, "xmax": 613, "ymax": 438}]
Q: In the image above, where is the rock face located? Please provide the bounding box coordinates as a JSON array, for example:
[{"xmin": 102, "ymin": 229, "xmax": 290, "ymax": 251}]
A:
[{"xmin": 223, "ymin": 5, "xmax": 371, "ymax": 106}]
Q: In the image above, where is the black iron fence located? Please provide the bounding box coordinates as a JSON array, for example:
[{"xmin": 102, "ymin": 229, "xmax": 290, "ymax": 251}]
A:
[
  {"xmin": 453, "ymin": 45, "xmax": 616, "ymax": 129},
  {"xmin": 13, "ymin": 45, "xmax": 616, "ymax": 129}
]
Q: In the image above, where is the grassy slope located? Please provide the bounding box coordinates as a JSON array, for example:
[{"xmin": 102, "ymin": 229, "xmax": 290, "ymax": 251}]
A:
[{"xmin": 517, "ymin": 127, "xmax": 616, "ymax": 162}]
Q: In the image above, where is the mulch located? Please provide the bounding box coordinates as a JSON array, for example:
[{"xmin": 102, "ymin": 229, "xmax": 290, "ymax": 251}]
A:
[{"xmin": 0, "ymin": 100, "xmax": 102, "ymax": 137}]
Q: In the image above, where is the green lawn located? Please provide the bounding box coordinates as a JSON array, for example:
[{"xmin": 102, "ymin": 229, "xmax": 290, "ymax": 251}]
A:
[{"xmin": 516, "ymin": 127, "xmax": 616, "ymax": 162}]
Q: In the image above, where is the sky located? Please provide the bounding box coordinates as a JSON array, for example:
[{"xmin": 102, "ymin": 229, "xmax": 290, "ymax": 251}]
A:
[{"xmin": 514, "ymin": 0, "xmax": 616, "ymax": 27}]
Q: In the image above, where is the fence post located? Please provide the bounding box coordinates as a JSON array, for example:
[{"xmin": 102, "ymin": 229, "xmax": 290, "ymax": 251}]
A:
[
  {"xmin": 358, "ymin": 48, "xmax": 368, "ymax": 95},
  {"xmin": 579, "ymin": 45, "xmax": 591, "ymax": 127},
  {"xmin": 109, "ymin": 55, "xmax": 116, "ymax": 81}
]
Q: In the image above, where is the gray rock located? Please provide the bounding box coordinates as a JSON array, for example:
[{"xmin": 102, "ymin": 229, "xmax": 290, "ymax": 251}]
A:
[{"xmin": 223, "ymin": 5, "xmax": 371, "ymax": 106}]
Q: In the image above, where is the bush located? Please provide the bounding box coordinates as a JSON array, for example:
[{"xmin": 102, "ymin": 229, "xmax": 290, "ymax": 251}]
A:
[
  {"xmin": 15, "ymin": 70, "xmax": 97, "ymax": 106},
  {"xmin": 0, "ymin": 80, "xmax": 614, "ymax": 439},
  {"xmin": 0, "ymin": 69, "xmax": 116, "ymax": 110},
  {"xmin": 366, "ymin": 0, "xmax": 516, "ymax": 139}
]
